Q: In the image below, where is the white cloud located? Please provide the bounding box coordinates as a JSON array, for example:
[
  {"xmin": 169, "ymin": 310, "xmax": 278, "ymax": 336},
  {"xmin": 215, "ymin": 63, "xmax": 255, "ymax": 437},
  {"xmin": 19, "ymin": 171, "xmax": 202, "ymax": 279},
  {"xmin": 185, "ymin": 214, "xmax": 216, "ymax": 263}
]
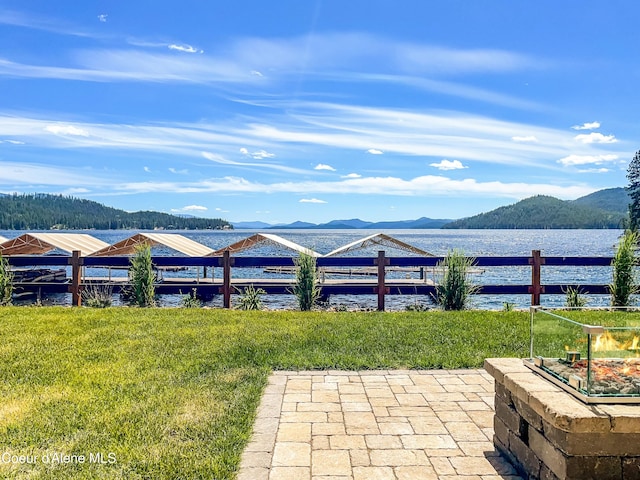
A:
[
  {"xmin": 429, "ymin": 159, "xmax": 467, "ymax": 170},
  {"xmin": 251, "ymin": 70, "xmax": 263, "ymax": 77},
  {"xmin": 240, "ymin": 147, "xmax": 275, "ymax": 159},
  {"xmin": 114, "ymin": 174, "xmax": 596, "ymax": 202},
  {"xmin": 557, "ymin": 154, "xmax": 619, "ymax": 166},
  {"xmin": 168, "ymin": 167, "xmax": 189, "ymax": 174},
  {"xmin": 299, "ymin": 198, "xmax": 327, "ymax": 203},
  {"xmin": 143, "ymin": 166, "xmax": 151, "ymax": 173},
  {"xmin": 574, "ymin": 132, "xmax": 617, "ymax": 144},
  {"xmin": 182, "ymin": 205, "xmax": 208, "ymax": 211},
  {"xmin": 578, "ymin": 168, "xmax": 610, "ymax": 173},
  {"xmin": 202, "ymin": 151, "xmax": 307, "ymax": 174},
  {"xmin": 367, "ymin": 148, "xmax": 383, "ymax": 155},
  {"xmin": 45, "ymin": 124, "xmax": 89, "ymax": 137},
  {"xmin": 342, "ymin": 173, "xmax": 361, "ymax": 179},
  {"xmin": 572, "ymin": 121, "xmax": 600, "ymax": 131},
  {"xmin": 168, "ymin": 44, "xmax": 202, "ymax": 54},
  {"xmin": 511, "ymin": 135, "xmax": 538, "ymax": 142},
  {"xmin": 314, "ymin": 163, "xmax": 336, "ymax": 171},
  {"xmin": 97, "ymin": 14, "xmax": 108, "ymax": 23},
  {"xmin": 0, "ymin": 139, "xmax": 24, "ymax": 144}
]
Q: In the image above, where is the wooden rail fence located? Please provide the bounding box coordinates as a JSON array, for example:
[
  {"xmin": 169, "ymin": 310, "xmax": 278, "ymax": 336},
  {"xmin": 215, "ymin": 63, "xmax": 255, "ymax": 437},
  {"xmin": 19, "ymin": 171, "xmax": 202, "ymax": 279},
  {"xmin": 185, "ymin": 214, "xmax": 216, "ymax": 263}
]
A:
[{"xmin": 6, "ymin": 250, "xmax": 615, "ymax": 310}]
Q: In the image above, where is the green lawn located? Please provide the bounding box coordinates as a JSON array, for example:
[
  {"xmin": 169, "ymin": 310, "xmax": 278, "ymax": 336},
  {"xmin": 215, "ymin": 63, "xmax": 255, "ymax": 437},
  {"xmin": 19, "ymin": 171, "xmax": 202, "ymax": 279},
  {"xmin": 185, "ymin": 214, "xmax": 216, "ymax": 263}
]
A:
[{"xmin": 0, "ymin": 307, "xmax": 529, "ymax": 479}]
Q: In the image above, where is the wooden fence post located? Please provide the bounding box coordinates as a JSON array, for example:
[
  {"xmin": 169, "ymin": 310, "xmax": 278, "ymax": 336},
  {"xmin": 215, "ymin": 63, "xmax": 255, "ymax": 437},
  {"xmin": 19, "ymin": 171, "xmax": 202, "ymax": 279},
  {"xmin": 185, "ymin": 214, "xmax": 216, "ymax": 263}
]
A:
[
  {"xmin": 375, "ymin": 250, "xmax": 390, "ymax": 311},
  {"xmin": 529, "ymin": 249, "xmax": 544, "ymax": 306},
  {"xmin": 70, "ymin": 250, "xmax": 82, "ymax": 306},
  {"xmin": 222, "ymin": 250, "xmax": 232, "ymax": 308}
]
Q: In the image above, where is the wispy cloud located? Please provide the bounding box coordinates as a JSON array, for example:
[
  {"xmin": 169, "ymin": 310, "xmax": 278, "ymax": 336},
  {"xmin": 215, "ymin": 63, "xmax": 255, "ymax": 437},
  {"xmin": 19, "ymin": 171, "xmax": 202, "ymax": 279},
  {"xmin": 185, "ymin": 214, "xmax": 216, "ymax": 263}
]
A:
[
  {"xmin": 299, "ymin": 198, "xmax": 327, "ymax": 203},
  {"xmin": 0, "ymin": 139, "xmax": 25, "ymax": 145},
  {"xmin": 574, "ymin": 132, "xmax": 617, "ymax": 144},
  {"xmin": 557, "ymin": 154, "xmax": 619, "ymax": 166},
  {"xmin": 97, "ymin": 14, "xmax": 108, "ymax": 23},
  {"xmin": 168, "ymin": 167, "xmax": 189, "ymax": 175},
  {"xmin": 367, "ymin": 148, "xmax": 383, "ymax": 155},
  {"xmin": 240, "ymin": 147, "xmax": 275, "ymax": 159},
  {"xmin": 171, "ymin": 204, "xmax": 208, "ymax": 212},
  {"xmin": 572, "ymin": 121, "xmax": 600, "ymax": 131},
  {"xmin": 314, "ymin": 163, "xmax": 336, "ymax": 171},
  {"xmin": 429, "ymin": 159, "xmax": 467, "ymax": 171},
  {"xmin": 112, "ymin": 174, "xmax": 596, "ymax": 201},
  {"xmin": 45, "ymin": 124, "xmax": 90, "ymax": 136},
  {"xmin": 511, "ymin": 135, "xmax": 538, "ymax": 142},
  {"xmin": 168, "ymin": 44, "xmax": 203, "ymax": 54},
  {"xmin": 342, "ymin": 173, "xmax": 361, "ymax": 178},
  {"xmin": 578, "ymin": 168, "xmax": 609, "ymax": 174},
  {"xmin": 202, "ymin": 151, "xmax": 307, "ymax": 174}
]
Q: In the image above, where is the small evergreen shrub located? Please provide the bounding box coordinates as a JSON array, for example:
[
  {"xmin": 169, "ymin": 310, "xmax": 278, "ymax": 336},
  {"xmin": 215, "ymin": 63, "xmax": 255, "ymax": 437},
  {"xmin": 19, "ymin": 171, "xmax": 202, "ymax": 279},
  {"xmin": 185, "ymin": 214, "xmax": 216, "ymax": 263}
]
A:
[
  {"xmin": 0, "ymin": 254, "xmax": 13, "ymax": 306},
  {"xmin": 433, "ymin": 249, "xmax": 479, "ymax": 311},
  {"xmin": 293, "ymin": 252, "xmax": 321, "ymax": 311},
  {"xmin": 611, "ymin": 230, "xmax": 638, "ymax": 306},
  {"xmin": 126, "ymin": 243, "xmax": 156, "ymax": 307}
]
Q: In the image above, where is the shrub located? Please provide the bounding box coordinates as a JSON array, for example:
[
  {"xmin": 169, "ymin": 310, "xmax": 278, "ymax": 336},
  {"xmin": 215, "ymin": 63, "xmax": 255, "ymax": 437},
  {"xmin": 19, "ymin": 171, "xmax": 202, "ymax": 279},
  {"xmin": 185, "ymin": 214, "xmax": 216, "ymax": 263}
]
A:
[
  {"xmin": 236, "ymin": 285, "xmax": 266, "ymax": 310},
  {"xmin": 0, "ymin": 254, "xmax": 13, "ymax": 306},
  {"xmin": 126, "ymin": 243, "xmax": 156, "ymax": 307},
  {"xmin": 82, "ymin": 284, "xmax": 113, "ymax": 308},
  {"xmin": 502, "ymin": 302, "xmax": 515, "ymax": 312},
  {"xmin": 611, "ymin": 230, "xmax": 639, "ymax": 306},
  {"xmin": 564, "ymin": 286, "xmax": 587, "ymax": 308},
  {"xmin": 433, "ymin": 249, "xmax": 479, "ymax": 311},
  {"xmin": 181, "ymin": 288, "xmax": 202, "ymax": 308},
  {"xmin": 293, "ymin": 252, "xmax": 321, "ymax": 311}
]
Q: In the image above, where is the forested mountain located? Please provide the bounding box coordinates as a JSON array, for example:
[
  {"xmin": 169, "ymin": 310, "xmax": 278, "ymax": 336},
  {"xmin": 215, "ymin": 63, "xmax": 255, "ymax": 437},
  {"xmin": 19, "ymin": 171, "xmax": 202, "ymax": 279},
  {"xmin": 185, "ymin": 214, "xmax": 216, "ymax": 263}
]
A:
[
  {"xmin": 0, "ymin": 194, "xmax": 232, "ymax": 230},
  {"xmin": 571, "ymin": 187, "xmax": 629, "ymax": 214},
  {"xmin": 443, "ymin": 193, "xmax": 627, "ymax": 229}
]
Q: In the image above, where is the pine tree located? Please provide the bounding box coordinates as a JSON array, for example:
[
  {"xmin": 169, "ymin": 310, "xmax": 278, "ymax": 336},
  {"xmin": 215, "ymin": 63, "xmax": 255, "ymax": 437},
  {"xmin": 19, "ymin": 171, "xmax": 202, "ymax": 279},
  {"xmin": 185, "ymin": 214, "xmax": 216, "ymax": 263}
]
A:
[{"xmin": 628, "ymin": 150, "xmax": 640, "ymax": 232}]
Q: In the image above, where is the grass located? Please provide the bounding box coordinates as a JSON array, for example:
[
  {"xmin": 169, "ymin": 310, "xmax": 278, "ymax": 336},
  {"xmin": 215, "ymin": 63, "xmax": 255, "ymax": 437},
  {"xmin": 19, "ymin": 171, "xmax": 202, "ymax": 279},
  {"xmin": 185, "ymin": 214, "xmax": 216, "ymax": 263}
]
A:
[{"xmin": 0, "ymin": 307, "xmax": 532, "ymax": 479}]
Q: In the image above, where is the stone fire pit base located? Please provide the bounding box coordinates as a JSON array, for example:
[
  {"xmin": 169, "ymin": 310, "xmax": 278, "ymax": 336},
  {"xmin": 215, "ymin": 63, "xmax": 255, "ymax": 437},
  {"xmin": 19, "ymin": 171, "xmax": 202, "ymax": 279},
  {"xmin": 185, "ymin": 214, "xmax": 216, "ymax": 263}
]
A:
[{"xmin": 485, "ymin": 358, "xmax": 640, "ymax": 480}]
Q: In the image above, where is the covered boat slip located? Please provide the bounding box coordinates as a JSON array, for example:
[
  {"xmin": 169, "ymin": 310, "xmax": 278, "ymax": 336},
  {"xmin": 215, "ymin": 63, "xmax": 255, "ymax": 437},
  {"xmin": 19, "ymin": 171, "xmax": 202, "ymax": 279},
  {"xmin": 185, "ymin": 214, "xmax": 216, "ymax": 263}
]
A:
[
  {"xmin": 0, "ymin": 231, "xmax": 434, "ymax": 259},
  {"xmin": 0, "ymin": 233, "xmax": 110, "ymax": 256},
  {"xmin": 1, "ymin": 232, "xmax": 440, "ymax": 304}
]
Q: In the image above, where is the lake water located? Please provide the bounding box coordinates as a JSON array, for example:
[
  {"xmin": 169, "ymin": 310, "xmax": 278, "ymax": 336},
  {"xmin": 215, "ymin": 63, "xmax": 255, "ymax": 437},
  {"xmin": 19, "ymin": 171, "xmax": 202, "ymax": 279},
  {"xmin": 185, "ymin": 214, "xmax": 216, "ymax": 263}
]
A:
[{"xmin": 1, "ymin": 228, "xmax": 625, "ymax": 310}]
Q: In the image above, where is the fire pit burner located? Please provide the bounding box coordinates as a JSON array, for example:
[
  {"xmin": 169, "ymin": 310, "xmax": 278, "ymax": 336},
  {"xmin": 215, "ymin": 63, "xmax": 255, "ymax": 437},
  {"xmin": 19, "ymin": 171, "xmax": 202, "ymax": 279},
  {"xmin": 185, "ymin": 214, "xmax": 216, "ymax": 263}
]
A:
[{"xmin": 527, "ymin": 306, "xmax": 640, "ymax": 404}]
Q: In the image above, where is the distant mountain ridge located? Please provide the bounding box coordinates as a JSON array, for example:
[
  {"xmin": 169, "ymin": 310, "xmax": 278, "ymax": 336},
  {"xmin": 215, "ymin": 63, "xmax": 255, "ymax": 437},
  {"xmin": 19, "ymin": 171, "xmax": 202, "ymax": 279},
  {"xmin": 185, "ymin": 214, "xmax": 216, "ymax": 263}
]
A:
[
  {"xmin": 232, "ymin": 187, "xmax": 628, "ymax": 230},
  {"xmin": 232, "ymin": 216, "xmax": 453, "ymax": 229},
  {"xmin": 443, "ymin": 188, "xmax": 629, "ymax": 229}
]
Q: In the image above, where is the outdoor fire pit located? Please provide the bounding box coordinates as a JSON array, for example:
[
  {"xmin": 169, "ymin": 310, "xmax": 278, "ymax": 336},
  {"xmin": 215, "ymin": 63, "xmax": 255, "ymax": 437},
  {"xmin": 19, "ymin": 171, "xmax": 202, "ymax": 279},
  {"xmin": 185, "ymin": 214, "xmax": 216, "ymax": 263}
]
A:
[
  {"xmin": 485, "ymin": 308, "xmax": 640, "ymax": 480},
  {"xmin": 525, "ymin": 306, "xmax": 640, "ymax": 403}
]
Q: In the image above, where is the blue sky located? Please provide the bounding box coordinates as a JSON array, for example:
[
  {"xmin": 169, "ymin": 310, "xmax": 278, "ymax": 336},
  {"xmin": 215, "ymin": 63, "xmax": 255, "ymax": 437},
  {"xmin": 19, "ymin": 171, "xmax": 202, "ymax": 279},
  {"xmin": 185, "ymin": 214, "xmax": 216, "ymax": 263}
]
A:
[{"xmin": 0, "ymin": 1, "xmax": 636, "ymax": 224}]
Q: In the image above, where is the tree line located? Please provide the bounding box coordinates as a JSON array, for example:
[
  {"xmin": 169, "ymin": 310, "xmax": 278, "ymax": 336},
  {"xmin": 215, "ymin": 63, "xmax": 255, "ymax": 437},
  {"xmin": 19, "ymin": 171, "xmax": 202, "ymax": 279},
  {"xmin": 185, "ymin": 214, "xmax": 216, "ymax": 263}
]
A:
[{"xmin": 0, "ymin": 194, "xmax": 232, "ymax": 230}]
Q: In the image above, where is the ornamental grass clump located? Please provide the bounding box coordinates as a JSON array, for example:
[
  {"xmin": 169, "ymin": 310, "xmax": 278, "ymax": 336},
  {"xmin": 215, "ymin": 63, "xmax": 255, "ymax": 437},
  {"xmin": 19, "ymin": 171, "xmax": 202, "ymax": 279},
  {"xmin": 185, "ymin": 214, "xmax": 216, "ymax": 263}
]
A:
[
  {"xmin": 433, "ymin": 249, "xmax": 479, "ymax": 311},
  {"xmin": 564, "ymin": 286, "xmax": 587, "ymax": 308},
  {"xmin": 82, "ymin": 284, "xmax": 113, "ymax": 308},
  {"xmin": 0, "ymin": 253, "xmax": 13, "ymax": 306},
  {"xmin": 236, "ymin": 285, "xmax": 266, "ymax": 310},
  {"xmin": 126, "ymin": 243, "xmax": 156, "ymax": 307},
  {"xmin": 610, "ymin": 230, "xmax": 639, "ymax": 307},
  {"xmin": 293, "ymin": 252, "xmax": 321, "ymax": 311}
]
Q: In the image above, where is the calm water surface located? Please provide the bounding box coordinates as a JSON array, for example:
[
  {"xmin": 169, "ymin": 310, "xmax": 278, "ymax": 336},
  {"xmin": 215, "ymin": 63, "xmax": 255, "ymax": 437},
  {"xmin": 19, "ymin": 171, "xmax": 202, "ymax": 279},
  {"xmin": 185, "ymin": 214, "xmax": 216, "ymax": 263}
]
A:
[{"xmin": 1, "ymin": 229, "xmax": 624, "ymax": 310}]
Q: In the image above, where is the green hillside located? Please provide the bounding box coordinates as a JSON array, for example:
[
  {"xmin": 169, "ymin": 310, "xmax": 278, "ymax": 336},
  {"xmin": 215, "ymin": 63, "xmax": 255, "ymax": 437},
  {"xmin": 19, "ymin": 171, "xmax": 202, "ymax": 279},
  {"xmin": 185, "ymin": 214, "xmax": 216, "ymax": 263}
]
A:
[
  {"xmin": 443, "ymin": 192, "xmax": 627, "ymax": 229},
  {"xmin": 0, "ymin": 193, "xmax": 231, "ymax": 230},
  {"xmin": 571, "ymin": 187, "xmax": 629, "ymax": 214}
]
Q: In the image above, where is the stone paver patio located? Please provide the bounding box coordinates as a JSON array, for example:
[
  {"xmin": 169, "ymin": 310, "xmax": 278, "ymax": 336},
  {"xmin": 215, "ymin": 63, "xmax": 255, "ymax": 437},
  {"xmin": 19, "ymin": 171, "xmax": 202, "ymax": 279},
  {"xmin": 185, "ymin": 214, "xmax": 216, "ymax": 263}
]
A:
[{"xmin": 238, "ymin": 369, "xmax": 522, "ymax": 480}]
